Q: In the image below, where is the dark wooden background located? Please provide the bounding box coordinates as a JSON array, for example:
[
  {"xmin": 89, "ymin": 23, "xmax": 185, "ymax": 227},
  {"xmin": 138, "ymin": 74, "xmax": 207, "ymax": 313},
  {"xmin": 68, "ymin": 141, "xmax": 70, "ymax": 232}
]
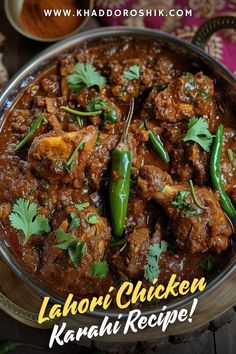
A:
[{"xmin": 0, "ymin": 2, "xmax": 236, "ymax": 353}]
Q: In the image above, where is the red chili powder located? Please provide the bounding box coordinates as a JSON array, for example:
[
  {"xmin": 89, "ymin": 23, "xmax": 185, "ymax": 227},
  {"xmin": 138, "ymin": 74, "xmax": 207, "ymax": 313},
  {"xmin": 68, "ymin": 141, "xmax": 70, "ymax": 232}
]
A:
[{"xmin": 21, "ymin": 0, "xmax": 85, "ymax": 39}]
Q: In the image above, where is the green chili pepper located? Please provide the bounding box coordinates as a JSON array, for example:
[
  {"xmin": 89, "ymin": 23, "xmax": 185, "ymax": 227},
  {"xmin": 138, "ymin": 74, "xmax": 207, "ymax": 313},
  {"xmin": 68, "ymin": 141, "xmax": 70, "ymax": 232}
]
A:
[
  {"xmin": 109, "ymin": 98, "xmax": 134, "ymax": 238},
  {"xmin": 65, "ymin": 140, "xmax": 84, "ymax": 172},
  {"xmin": 61, "ymin": 106, "xmax": 102, "ymax": 116},
  {"xmin": 148, "ymin": 128, "xmax": 170, "ymax": 163},
  {"xmin": 15, "ymin": 114, "xmax": 44, "ymax": 151},
  {"xmin": 210, "ymin": 124, "xmax": 236, "ymax": 221}
]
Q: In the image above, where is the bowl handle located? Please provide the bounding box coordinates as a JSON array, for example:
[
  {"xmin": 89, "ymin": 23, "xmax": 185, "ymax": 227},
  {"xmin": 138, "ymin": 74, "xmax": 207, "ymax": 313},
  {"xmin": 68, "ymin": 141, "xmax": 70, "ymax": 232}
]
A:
[{"xmin": 192, "ymin": 13, "xmax": 236, "ymax": 49}]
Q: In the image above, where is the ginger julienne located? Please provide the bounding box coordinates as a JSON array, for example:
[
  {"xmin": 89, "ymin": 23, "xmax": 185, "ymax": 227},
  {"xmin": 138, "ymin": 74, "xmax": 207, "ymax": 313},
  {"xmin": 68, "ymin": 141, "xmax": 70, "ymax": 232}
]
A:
[{"xmin": 38, "ymin": 274, "xmax": 206, "ymax": 324}]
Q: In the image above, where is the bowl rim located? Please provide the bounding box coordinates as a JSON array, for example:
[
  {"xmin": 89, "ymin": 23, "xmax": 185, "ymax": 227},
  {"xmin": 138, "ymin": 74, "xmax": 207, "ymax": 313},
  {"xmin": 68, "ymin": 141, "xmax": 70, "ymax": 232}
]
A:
[
  {"xmin": 4, "ymin": 0, "xmax": 94, "ymax": 42},
  {"xmin": 0, "ymin": 26, "xmax": 236, "ymax": 320}
]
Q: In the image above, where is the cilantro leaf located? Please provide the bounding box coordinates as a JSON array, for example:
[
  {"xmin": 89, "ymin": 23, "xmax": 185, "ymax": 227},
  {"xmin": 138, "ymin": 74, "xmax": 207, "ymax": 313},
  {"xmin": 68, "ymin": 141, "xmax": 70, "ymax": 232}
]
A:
[
  {"xmin": 69, "ymin": 212, "xmax": 80, "ymax": 231},
  {"xmin": 144, "ymin": 241, "xmax": 168, "ymax": 282},
  {"xmin": 55, "ymin": 227, "xmax": 86, "ymax": 268},
  {"xmin": 55, "ymin": 227, "xmax": 77, "ymax": 249},
  {"xmin": 86, "ymin": 212, "xmax": 99, "ymax": 224},
  {"xmin": 124, "ymin": 64, "xmax": 140, "ymax": 80},
  {"xmin": 171, "ymin": 191, "xmax": 201, "ymax": 217},
  {"xmin": 9, "ymin": 198, "xmax": 50, "ymax": 244},
  {"xmin": 67, "ymin": 63, "xmax": 106, "ymax": 93},
  {"xmin": 183, "ymin": 117, "xmax": 213, "ymax": 152},
  {"xmin": 87, "ymin": 98, "xmax": 107, "ymax": 112},
  {"xmin": 68, "ymin": 242, "xmax": 87, "ymax": 269},
  {"xmin": 91, "ymin": 260, "xmax": 109, "ymax": 278},
  {"xmin": 75, "ymin": 202, "xmax": 90, "ymax": 211}
]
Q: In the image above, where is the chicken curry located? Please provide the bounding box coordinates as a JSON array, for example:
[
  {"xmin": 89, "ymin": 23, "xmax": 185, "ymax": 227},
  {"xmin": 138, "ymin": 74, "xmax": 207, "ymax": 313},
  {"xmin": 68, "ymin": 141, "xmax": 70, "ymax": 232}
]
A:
[{"xmin": 0, "ymin": 37, "xmax": 235, "ymax": 302}]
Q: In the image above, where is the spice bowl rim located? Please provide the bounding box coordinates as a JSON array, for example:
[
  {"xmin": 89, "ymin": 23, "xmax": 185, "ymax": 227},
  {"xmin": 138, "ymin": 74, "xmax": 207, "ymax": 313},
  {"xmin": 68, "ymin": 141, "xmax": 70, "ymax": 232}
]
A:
[{"xmin": 4, "ymin": 0, "xmax": 94, "ymax": 42}]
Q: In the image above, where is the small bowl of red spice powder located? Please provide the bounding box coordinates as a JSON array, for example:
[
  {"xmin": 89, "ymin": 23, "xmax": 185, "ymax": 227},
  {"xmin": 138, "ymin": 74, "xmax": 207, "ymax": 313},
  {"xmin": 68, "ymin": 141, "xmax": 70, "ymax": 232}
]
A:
[{"xmin": 4, "ymin": 0, "xmax": 94, "ymax": 42}]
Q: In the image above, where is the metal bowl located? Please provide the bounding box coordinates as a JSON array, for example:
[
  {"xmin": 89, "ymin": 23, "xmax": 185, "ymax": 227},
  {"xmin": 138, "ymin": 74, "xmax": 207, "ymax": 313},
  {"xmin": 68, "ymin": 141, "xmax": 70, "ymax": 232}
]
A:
[
  {"xmin": 4, "ymin": 0, "xmax": 94, "ymax": 42},
  {"xmin": 1, "ymin": 24, "xmax": 236, "ymax": 337}
]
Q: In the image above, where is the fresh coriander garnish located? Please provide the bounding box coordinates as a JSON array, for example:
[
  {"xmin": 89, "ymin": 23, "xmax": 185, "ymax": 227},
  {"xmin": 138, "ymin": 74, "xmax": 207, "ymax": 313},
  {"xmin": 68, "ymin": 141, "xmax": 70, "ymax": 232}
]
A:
[
  {"xmin": 56, "ymin": 227, "xmax": 87, "ymax": 268},
  {"xmin": 15, "ymin": 114, "xmax": 45, "ymax": 151},
  {"xmin": 56, "ymin": 227, "xmax": 77, "ymax": 249},
  {"xmin": 171, "ymin": 191, "xmax": 201, "ymax": 217},
  {"xmin": 200, "ymin": 258, "xmax": 214, "ymax": 273},
  {"xmin": 124, "ymin": 64, "xmax": 140, "ymax": 80},
  {"xmin": 91, "ymin": 260, "xmax": 109, "ymax": 278},
  {"xmin": 65, "ymin": 141, "xmax": 84, "ymax": 172},
  {"xmin": 87, "ymin": 97, "xmax": 107, "ymax": 112},
  {"xmin": 183, "ymin": 117, "xmax": 213, "ymax": 152},
  {"xmin": 61, "ymin": 106, "xmax": 102, "ymax": 116},
  {"xmin": 67, "ymin": 63, "xmax": 106, "ymax": 93},
  {"xmin": 144, "ymin": 241, "xmax": 168, "ymax": 282},
  {"xmin": 68, "ymin": 242, "xmax": 87, "ymax": 269},
  {"xmin": 86, "ymin": 212, "xmax": 99, "ymax": 224},
  {"xmin": 69, "ymin": 212, "xmax": 80, "ymax": 231},
  {"xmin": 9, "ymin": 198, "xmax": 50, "ymax": 244},
  {"xmin": 75, "ymin": 202, "xmax": 90, "ymax": 211}
]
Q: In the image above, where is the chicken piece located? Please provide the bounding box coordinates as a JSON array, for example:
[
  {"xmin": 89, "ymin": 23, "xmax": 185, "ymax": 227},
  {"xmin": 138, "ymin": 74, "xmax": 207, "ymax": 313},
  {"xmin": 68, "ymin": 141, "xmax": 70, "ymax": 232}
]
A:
[
  {"xmin": 126, "ymin": 196, "xmax": 149, "ymax": 234},
  {"xmin": 41, "ymin": 75, "xmax": 59, "ymax": 96},
  {"xmin": 40, "ymin": 205, "xmax": 111, "ymax": 296},
  {"xmin": 156, "ymin": 122, "xmax": 209, "ymax": 185},
  {"xmin": 153, "ymin": 72, "xmax": 216, "ymax": 127},
  {"xmin": 155, "ymin": 53, "xmax": 182, "ymax": 84},
  {"xmin": 71, "ymin": 205, "xmax": 111, "ymax": 262},
  {"xmin": 128, "ymin": 132, "xmax": 146, "ymax": 178},
  {"xmin": 138, "ymin": 165, "xmax": 232, "ymax": 254},
  {"xmin": 110, "ymin": 227, "xmax": 150, "ymax": 280},
  {"xmin": 110, "ymin": 218, "xmax": 164, "ymax": 280},
  {"xmin": 28, "ymin": 125, "xmax": 97, "ymax": 184},
  {"xmin": 158, "ymin": 253, "xmax": 204, "ymax": 285},
  {"xmin": 86, "ymin": 132, "xmax": 119, "ymax": 189}
]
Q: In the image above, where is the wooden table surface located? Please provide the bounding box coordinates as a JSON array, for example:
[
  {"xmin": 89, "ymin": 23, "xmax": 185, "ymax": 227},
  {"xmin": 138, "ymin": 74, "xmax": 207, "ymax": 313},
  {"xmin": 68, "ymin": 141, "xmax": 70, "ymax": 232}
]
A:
[{"xmin": 0, "ymin": 2, "xmax": 236, "ymax": 353}]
